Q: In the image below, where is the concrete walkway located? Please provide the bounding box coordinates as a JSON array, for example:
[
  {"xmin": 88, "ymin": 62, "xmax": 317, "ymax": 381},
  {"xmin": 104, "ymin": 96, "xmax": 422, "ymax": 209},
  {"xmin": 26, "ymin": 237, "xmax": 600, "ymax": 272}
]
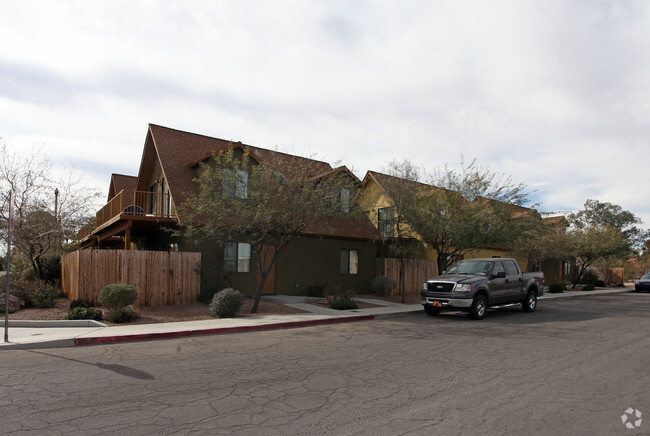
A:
[{"xmin": 0, "ymin": 287, "xmax": 633, "ymax": 350}]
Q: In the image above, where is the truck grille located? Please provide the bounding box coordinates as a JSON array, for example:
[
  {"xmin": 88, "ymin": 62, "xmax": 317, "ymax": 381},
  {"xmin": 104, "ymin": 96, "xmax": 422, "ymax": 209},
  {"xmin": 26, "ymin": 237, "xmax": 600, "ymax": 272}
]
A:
[{"xmin": 427, "ymin": 282, "xmax": 454, "ymax": 293}]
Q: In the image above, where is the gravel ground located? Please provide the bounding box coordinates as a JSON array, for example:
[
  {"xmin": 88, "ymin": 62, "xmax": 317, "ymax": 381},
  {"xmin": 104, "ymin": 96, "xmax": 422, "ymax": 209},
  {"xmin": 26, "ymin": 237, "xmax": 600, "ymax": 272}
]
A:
[{"xmin": 7, "ymin": 297, "xmax": 308, "ymax": 326}]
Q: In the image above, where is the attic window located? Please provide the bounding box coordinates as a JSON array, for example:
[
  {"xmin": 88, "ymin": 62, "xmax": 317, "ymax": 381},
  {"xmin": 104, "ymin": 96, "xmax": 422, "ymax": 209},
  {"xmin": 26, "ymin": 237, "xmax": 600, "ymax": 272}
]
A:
[
  {"xmin": 223, "ymin": 168, "xmax": 248, "ymax": 199},
  {"xmin": 332, "ymin": 188, "xmax": 350, "ymax": 213}
]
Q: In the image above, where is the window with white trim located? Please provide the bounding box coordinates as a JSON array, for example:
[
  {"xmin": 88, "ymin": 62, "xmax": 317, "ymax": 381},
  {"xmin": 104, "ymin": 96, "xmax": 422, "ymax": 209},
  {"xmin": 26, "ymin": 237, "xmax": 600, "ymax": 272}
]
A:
[
  {"xmin": 224, "ymin": 241, "xmax": 251, "ymax": 273},
  {"xmin": 340, "ymin": 249, "xmax": 359, "ymax": 275}
]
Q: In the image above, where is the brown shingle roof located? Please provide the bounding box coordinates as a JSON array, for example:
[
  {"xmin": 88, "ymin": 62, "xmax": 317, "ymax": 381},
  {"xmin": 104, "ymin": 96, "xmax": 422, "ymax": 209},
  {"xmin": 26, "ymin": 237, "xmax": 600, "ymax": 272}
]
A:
[
  {"xmin": 108, "ymin": 173, "xmax": 138, "ymax": 201},
  {"xmin": 144, "ymin": 124, "xmax": 379, "ymax": 241}
]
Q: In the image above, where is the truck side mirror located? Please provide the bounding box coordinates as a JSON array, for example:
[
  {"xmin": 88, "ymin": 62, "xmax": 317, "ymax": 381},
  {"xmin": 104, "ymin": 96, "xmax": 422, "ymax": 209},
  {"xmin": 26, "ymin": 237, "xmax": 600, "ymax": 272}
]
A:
[{"xmin": 491, "ymin": 271, "xmax": 506, "ymax": 279}]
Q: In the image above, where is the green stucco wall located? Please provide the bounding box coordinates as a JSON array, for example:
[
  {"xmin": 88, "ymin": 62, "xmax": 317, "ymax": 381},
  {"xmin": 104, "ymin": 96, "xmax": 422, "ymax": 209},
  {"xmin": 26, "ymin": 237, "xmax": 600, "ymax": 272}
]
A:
[{"xmin": 275, "ymin": 237, "xmax": 376, "ymax": 296}]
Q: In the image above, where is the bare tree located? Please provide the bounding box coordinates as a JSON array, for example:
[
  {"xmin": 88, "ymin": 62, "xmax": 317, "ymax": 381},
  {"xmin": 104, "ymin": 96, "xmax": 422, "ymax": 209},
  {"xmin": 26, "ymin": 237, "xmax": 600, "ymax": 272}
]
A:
[{"xmin": 0, "ymin": 142, "xmax": 101, "ymax": 287}]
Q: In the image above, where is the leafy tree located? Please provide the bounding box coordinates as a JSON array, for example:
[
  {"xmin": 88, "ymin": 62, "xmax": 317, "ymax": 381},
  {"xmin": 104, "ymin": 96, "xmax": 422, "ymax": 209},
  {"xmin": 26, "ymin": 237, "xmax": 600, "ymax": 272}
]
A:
[
  {"xmin": 180, "ymin": 148, "xmax": 360, "ymax": 313},
  {"xmin": 0, "ymin": 142, "xmax": 101, "ymax": 287},
  {"xmin": 385, "ymin": 156, "xmax": 535, "ymax": 274},
  {"xmin": 567, "ymin": 200, "xmax": 645, "ymax": 286},
  {"xmin": 512, "ymin": 216, "xmax": 572, "ymax": 271}
]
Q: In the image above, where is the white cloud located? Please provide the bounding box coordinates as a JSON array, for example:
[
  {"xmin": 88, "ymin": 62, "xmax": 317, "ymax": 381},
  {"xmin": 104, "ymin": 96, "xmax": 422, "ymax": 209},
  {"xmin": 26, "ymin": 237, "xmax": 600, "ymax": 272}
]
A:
[{"xmin": 1, "ymin": 0, "xmax": 649, "ymax": 226}]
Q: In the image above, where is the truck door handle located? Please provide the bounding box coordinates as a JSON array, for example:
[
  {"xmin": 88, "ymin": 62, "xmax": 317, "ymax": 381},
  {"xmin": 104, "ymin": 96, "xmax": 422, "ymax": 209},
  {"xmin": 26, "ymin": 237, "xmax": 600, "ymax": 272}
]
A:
[{"xmin": 505, "ymin": 279, "xmax": 509, "ymax": 283}]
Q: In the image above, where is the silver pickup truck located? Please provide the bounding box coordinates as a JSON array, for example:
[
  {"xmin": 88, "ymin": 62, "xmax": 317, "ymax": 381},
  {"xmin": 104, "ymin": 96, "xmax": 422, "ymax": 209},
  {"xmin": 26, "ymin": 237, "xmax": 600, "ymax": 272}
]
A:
[{"xmin": 421, "ymin": 258, "xmax": 545, "ymax": 320}]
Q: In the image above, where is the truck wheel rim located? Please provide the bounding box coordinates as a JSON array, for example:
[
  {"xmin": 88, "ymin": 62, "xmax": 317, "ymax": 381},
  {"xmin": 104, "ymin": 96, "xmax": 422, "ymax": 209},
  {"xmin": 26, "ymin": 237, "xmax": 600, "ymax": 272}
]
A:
[
  {"xmin": 528, "ymin": 295, "xmax": 536, "ymax": 309},
  {"xmin": 477, "ymin": 300, "xmax": 486, "ymax": 316}
]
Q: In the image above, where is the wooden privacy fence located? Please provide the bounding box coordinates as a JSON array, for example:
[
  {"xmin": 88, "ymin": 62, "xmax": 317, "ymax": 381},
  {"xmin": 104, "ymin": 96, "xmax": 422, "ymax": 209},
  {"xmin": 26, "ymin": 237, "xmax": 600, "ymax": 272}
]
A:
[
  {"xmin": 62, "ymin": 250, "xmax": 201, "ymax": 306},
  {"xmin": 377, "ymin": 258, "xmax": 437, "ymax": 296}
]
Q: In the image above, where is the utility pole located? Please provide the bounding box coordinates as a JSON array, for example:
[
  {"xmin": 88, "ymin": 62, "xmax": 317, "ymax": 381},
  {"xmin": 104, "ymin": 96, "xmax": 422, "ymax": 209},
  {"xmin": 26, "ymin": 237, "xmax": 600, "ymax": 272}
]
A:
[
  {"xmin": 4, "ymin": 190, "xmax": 14, "ymax": 342},
  {"xmin": 54, "ymin": 188, "xmax": 59, "ymax": 220}
]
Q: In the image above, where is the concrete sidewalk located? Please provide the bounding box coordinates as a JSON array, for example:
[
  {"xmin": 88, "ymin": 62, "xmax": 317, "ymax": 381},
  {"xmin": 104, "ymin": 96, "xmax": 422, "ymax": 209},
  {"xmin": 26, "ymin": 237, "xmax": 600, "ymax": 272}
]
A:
[{"xmin": 0, "ymin": 288, "xmax": 633, "ymax": 350}]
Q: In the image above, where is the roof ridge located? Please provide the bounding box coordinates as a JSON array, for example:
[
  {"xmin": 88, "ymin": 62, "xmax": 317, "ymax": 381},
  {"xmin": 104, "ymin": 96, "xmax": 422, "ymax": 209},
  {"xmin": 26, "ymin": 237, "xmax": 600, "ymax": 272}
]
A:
[{"xmin": 149, "ymin": 123, "xmax": 332, "ymax": 168}]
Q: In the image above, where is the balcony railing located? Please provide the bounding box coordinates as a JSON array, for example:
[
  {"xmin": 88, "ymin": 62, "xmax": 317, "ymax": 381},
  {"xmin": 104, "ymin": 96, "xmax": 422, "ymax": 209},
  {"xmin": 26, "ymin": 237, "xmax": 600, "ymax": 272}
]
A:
[
  {"xmin": 95, "ymin": 189, "xmax": 176, "ymax": 229},
  {"xmin": 78, "ymin": 223, "xmax": 94, "ymax": 240}
]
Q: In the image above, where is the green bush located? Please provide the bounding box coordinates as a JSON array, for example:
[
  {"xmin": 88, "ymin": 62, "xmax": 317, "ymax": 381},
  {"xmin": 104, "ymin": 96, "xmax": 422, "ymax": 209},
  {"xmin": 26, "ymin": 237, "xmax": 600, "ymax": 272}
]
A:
[
  {"xmin": 98, "ymin": 284, "xmax": 138, "ymax": 310},
  {"xmin": 39, "ymin": 252, "xmax": 62, "ymax": 286},
  {"xmin": 69, "ymin": 298, "xmax": 94, "ymax": 309},
  {"xmin": 108, "ymin": 308, "xmax": 139, "ymax": 324},
  {"xmin": 209, "ymin": 288, "xmax": 244, "ymax": 318},
  {"xmin": 30, "ymin": 284, "xmax": 60, "ymax": 308},
  {"xmin": 594, "ymin": 280, "xmax": 606, "ymax": 288},
  {"xmin": 581, "ymin": 271, "xmax": 599, "ymax": 285},
  {"xmin": 548, "ymin": 282, "xmax": 565, "ymax": 294},
  {"xmin": 329, "ymin": 296, "xmax": 358, "ymax": 310},
  {"xmin": 371, "ymin": 276, "xmax": 396, "ymax": 296},
  {"xmin": 306, "ymin": 282, "xmax": 327, "ymax": 298},
  {"xmin": 65, "ymin": 306, "xmax": 103, "ymax": 321},
  {"xmin": 583, "ymin": 283, "xmax": 596, "ymax": 291}
]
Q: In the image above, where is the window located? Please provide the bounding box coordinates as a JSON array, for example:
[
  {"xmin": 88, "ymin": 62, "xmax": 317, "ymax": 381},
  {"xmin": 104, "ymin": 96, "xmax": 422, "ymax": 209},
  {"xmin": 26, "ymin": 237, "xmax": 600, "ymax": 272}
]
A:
[
  {"xmin": 223, "ymin": 168, "xmax": 248, "ymax": 199},
  {"xmin": 491, "ymin": 261, "xmax": 505, "ymax": 277},
  {"xmin": 503, "ymin": 260, "xmax": 520, "ymax": 276},
  {"xmin": 224, "ymin": 241, "xmax": 251, "ymax": 272},
  {"xmin": 340, "ymin": 249, "xmax": 358, "ymax": 275},
  {"xmin": 377, "ymin": 207, "xmax": 395, "ymax": 238},
  {"xmin": 332, "ymin": 188, "xmax": 350, "ymax": 213}
]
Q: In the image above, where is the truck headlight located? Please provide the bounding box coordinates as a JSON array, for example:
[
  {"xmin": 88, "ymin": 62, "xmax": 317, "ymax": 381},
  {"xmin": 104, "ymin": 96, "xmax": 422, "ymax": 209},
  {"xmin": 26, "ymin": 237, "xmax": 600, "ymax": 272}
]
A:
[{"xmin": 455, "ymin": 284, "xmax": 472, "ymax": 293}]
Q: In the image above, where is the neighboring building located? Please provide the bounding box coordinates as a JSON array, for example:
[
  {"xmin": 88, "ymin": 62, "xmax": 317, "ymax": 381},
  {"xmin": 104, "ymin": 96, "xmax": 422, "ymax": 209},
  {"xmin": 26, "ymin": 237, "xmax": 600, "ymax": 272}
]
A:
[
  {"xmin": 80, "ymin": 124, "xmax": 380, "ymax": 297},
  {"xmin": 359, "ymin": 170, "xmax": 541, "ymax": 276}
]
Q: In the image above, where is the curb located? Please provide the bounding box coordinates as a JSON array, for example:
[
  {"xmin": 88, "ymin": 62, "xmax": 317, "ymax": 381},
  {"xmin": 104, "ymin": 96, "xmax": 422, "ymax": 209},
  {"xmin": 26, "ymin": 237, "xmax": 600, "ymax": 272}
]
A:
[
  {"xmin": 75, "ymin": 314, "xmax": 376, "ymax": 346},
  {"xmin": 8, "ymin": 320, "xmax": 108, "ymax": 328}
]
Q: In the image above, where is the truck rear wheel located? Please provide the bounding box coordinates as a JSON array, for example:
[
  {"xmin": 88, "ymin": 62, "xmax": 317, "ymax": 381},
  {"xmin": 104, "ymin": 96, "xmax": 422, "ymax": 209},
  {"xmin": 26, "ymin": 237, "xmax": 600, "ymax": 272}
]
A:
[
  {"xmin": 522, "ymin": 290, "xmax": 537, "ymax": 312},
  {"xmin": 469, "ymin": 294, "xmax": 487, "ymax": 320}
]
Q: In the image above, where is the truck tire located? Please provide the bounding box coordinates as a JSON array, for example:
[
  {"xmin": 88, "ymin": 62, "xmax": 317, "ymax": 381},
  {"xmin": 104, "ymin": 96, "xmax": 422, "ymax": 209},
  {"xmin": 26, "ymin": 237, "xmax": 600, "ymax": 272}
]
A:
[
  {"xmin": 469, "ymin": 294, "xmax": 487, "ymax": 320},
  {"xmin": 424, "ymin": 304, "xmax": 441, "ymax": 316},
  {"xmin": 522, "ymin": 290, "xmax": 537, "ymax": 312}
]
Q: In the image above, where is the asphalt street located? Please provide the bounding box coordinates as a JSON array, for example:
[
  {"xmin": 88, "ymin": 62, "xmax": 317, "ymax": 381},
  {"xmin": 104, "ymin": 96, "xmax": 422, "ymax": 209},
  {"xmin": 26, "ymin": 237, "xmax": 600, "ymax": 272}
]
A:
[{"xmin": 1, "ymin": 292, "xmax": 649, "ymax": 435}]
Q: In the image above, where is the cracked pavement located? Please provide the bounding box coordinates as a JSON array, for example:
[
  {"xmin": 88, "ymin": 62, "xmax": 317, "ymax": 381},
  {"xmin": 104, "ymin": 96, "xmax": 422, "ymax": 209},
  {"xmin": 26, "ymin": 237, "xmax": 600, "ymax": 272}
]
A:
[{"xmin": 1, "ymin": 293, "xmax": 649, "ymax": 435}]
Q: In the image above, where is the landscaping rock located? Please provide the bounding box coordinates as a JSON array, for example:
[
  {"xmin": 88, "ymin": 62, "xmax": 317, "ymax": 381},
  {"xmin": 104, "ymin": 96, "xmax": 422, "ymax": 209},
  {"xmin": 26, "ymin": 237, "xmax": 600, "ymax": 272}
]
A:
[{"xmin": 0, "ymin": 293, "xmax": 26, "ymax": 311}]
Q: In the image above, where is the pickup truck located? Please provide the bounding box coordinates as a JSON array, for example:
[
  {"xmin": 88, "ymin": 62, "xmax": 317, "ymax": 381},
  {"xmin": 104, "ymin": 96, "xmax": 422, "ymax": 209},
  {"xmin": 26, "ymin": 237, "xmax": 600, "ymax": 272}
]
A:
[{"xmin": 420, "ymin": 258, "xmax": 544, "ymax": 320}]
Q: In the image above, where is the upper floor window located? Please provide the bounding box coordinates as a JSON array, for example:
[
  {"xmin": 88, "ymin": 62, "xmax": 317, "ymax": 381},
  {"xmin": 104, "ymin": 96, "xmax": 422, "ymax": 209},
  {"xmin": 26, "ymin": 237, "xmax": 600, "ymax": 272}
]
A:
[
  {"xmin": 332, "ymin": 188, "xmax": 350, "ymax": 213},
  {"xmin": 224, "ymin": 241, "xmax": 251, "ymax": 273},
  {"xmin": 378, "ymin": 206, "xmax": 395, "ymax": 238},
  {"xmin": 223, "ymin": 168, "xmax": 248, "ymax": 199}
]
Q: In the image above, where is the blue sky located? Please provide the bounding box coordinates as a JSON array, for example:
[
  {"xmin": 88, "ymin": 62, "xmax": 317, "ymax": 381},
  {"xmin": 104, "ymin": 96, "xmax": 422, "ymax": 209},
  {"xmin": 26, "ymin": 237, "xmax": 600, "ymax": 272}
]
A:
[{"xmin": 1, "ymin": 0, "xmax": 649, "ymax": 226}]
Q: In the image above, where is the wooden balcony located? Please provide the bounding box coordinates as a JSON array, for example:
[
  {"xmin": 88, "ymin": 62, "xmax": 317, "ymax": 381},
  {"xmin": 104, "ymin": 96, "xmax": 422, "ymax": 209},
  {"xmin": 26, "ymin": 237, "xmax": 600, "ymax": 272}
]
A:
[
  {"xmin": 95, "ymin": 189, "xmax": 176, "ymax": 229},
  {"xmin": 79, "ymin": 190, "xmax": 178, "ymax": 248}
]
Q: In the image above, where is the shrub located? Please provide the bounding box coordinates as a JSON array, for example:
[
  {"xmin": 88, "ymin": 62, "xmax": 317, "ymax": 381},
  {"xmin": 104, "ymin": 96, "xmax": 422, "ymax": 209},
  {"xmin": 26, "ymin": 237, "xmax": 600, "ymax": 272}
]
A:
[
  {"xmin": 371, "ymin": 276, "xmax": 396, "ymax": 296},
  {"xmin": 306, "ymin": 282, "xmax": 327, "ymax": 298},
  {"xmin": 581, "ymin": 271, "xmax": 599, "ymax": 285},
  {"xmin": 98, "ymin": 284, "xmax": 138, "ymax": 310},
  {"xmin": 30, "ymin": 284, "xmax": 60, "ymax": 308},
  {"xmin": 594, "ymin": 280, "xmax": 606, "ymax": 288},
  {"xmin": 210, "ymin": 288, "xmax": 244, "ymax": 318},
  {"xmin": 583, "ymin": 283, "xmax": 596, "ymax": 291},
  {"xmin": 329, "ymin": 296, "xmax": 358, "ymax": 310},
  {"xmin": 108, "ymin": 308, "xmax": 139, "ymax": 324},
  {"xmin": 66, "ymin": 306, "xmax": 103, "ymax": 321},
  {"xmin": 548, "ymin": 282, "xmax": 565, "ymax": 294},
  {"xmin": 70, "ymin": 298, "xmax": 94, "ymax": 309},
  {"xmin": 39, "ymin": 252, "xmax": 62, "ymax": 286}
]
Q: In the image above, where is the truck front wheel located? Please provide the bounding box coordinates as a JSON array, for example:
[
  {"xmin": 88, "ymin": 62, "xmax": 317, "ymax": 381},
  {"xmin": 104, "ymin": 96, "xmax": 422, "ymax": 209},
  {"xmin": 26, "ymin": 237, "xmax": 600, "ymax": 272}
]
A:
[
  {"xmin": 522, "ymin": 290, "xmax": 537, "ymax": 312},
  {"xmin": 469, "ymin": 294, "xmax": 487, "ymax": 320}
]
